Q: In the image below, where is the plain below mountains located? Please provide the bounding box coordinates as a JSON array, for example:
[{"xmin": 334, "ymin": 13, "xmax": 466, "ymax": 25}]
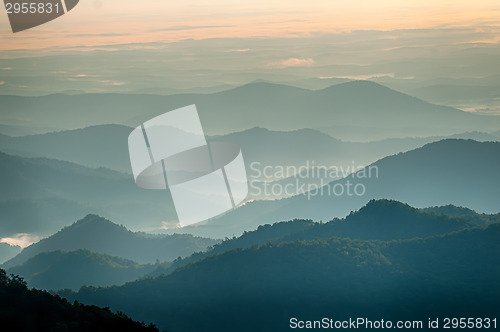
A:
[
  {"xmin": 58, "ymin": 199, "xmax": 500, "ymax": 332},
  {"xmin": 2, "ymin": 214, "xmax": 218, "ymax": 269},
  {"xmin": 1, "ymin": 81, "xmax": 500, "ymax": 140}
]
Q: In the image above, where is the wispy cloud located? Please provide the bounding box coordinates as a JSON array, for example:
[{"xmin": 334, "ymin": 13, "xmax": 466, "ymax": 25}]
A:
[
  {"xmin": 100, "ymin": 80, "xmax": 127, "ymax": 86},
  {"xmin": 161, "ymin": 221, "xmax": 181, "ymax": 230},
  {"xmin": 1, "ymin": 1, "xmax": 499, "ymax": 54},
  {"xmin": 269, "ymin": 57, "xmax": 316, "ymax": 68},
  {"xmin": 322, "ymin": 73, "xmax": 396, "ymax": 80},
  {"xmin": 1, "ymin": 233, "xmax": 40, "ymax": 248},
  {"xmin": 228, "ymin": 48, "xmax": 252, "ymax": 52}
]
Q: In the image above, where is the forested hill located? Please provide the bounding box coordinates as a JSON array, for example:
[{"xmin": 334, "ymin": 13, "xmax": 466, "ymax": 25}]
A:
[
  {"xmin": 60, "ymin": 201, "xmax": 500, "ymax": 331},
  {"xmin": 0, "ymin": 268, "xmax": 158, "ymax": 331}
]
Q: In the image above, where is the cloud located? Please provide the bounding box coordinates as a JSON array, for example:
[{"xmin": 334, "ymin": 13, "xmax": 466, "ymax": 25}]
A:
[
  {"xmin": 100, "ymin": 80, "xmax": 127, "ymax": 86},
  {"xmin": 1, "ymin": 233, "xmax": 40, "ymax": 248},
  {"xmin": 161, "ymin": 221, "xmax": 181, "ymax": 230},
  {"xmin": 228, "ymin": 48, "xmax": 251, "ymax": 52},
  {"xmin": 65, "ymin": 74, "xmax": 91, "ymax": 80},
  {"xmin": 269, "ymin": 57, "xmax": 316, "ymax": 68},
  {"xmin": 0, "ymin": 67, "xmax": 12, "ymax": 70},
  {"xmin": 320, "ymin": 73, "xmax": 396, "ymax": 80}
]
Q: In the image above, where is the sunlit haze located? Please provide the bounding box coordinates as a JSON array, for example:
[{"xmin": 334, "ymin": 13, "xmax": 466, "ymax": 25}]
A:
[{"xmin": 1, "ymin": 0, "xmax": 499, "ymax": 52}]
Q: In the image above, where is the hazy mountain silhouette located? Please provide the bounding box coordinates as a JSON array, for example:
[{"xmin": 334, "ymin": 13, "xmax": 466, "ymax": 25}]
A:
[
  {"xmin": 0, "ymin": 197, "xmax": 102, "ymax": 237},
  {"xmin": 219, "ymin": 128, "xmax": 498, "ymax": 199},
  {"xmin": 60, "ymin": 201, "xmax": 500, "ymax": 331},
  {"xmin": 249, "ymin": 129, "xmax": 499, "ymax": 199},
  {"xmin": 1, "ymin": 123, "xmax": 496, "ymax": 184},
  {"xmin": 448, "ymin": 131, "xmax": 499, "ymax": 141},
  {"xmin": 422, "ymin": 205, "xmax": 500, "ymax": 227},
  {"xmin": 0, "ymin": 151, "xmax": 177, "ymax": 235},
  {"xmin": 0, "ymin": 150, "xmax": 132, "ymax": 203},
  {"xmin": 175, "ymin": 139, "xmax": 500, "ymax": 238},
  {"xmin": 410, "ymin": 83, "xmax": 500, "ymax": 107},
  {"xmin": 0, "ymin": 124, "xmax": 133, "ymax": 173},
  {"xmin": 7, "ymin": 249, "xmax": 157, "ymax": 291},
  {"xmin": 0, "ymin": 268, "xmax": 158, "ymax": 331},
  {"xmin": 0, "ymin": 124, "xmax": 59, "ymax": 137},
  {"xmin": 1, "ymin": 81, "xmax": 499, "ymax": 140},
  {"xmin": 281, "ymin": 138, "xmax": 500, "ymax": 217},
  {"xmin": 2, "ymin": 214, "xmax": 218, "ymax": 269},
  {"xmin": 0, "ymin": 243, "xmax": 21, "ymax": 264}
]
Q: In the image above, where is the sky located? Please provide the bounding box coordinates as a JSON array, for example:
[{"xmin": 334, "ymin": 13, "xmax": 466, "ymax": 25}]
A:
[{"xmin": 1, "ymin": 0, "xmax": 500, "ymax": 53}]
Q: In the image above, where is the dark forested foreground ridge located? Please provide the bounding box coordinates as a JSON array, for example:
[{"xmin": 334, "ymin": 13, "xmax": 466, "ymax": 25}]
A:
[
  {"xmin": 0, "ymin": 269, "xmax": 158, "ymax": 331},
  {"xmin": 57, "ymin": 200, "xmax": 500, "ymax": 332}
]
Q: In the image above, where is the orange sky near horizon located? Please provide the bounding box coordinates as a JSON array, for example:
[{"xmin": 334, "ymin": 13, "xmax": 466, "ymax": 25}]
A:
[{"xmin": 0, "ymin": 0, "xmax": 499, "ymax": 54}]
